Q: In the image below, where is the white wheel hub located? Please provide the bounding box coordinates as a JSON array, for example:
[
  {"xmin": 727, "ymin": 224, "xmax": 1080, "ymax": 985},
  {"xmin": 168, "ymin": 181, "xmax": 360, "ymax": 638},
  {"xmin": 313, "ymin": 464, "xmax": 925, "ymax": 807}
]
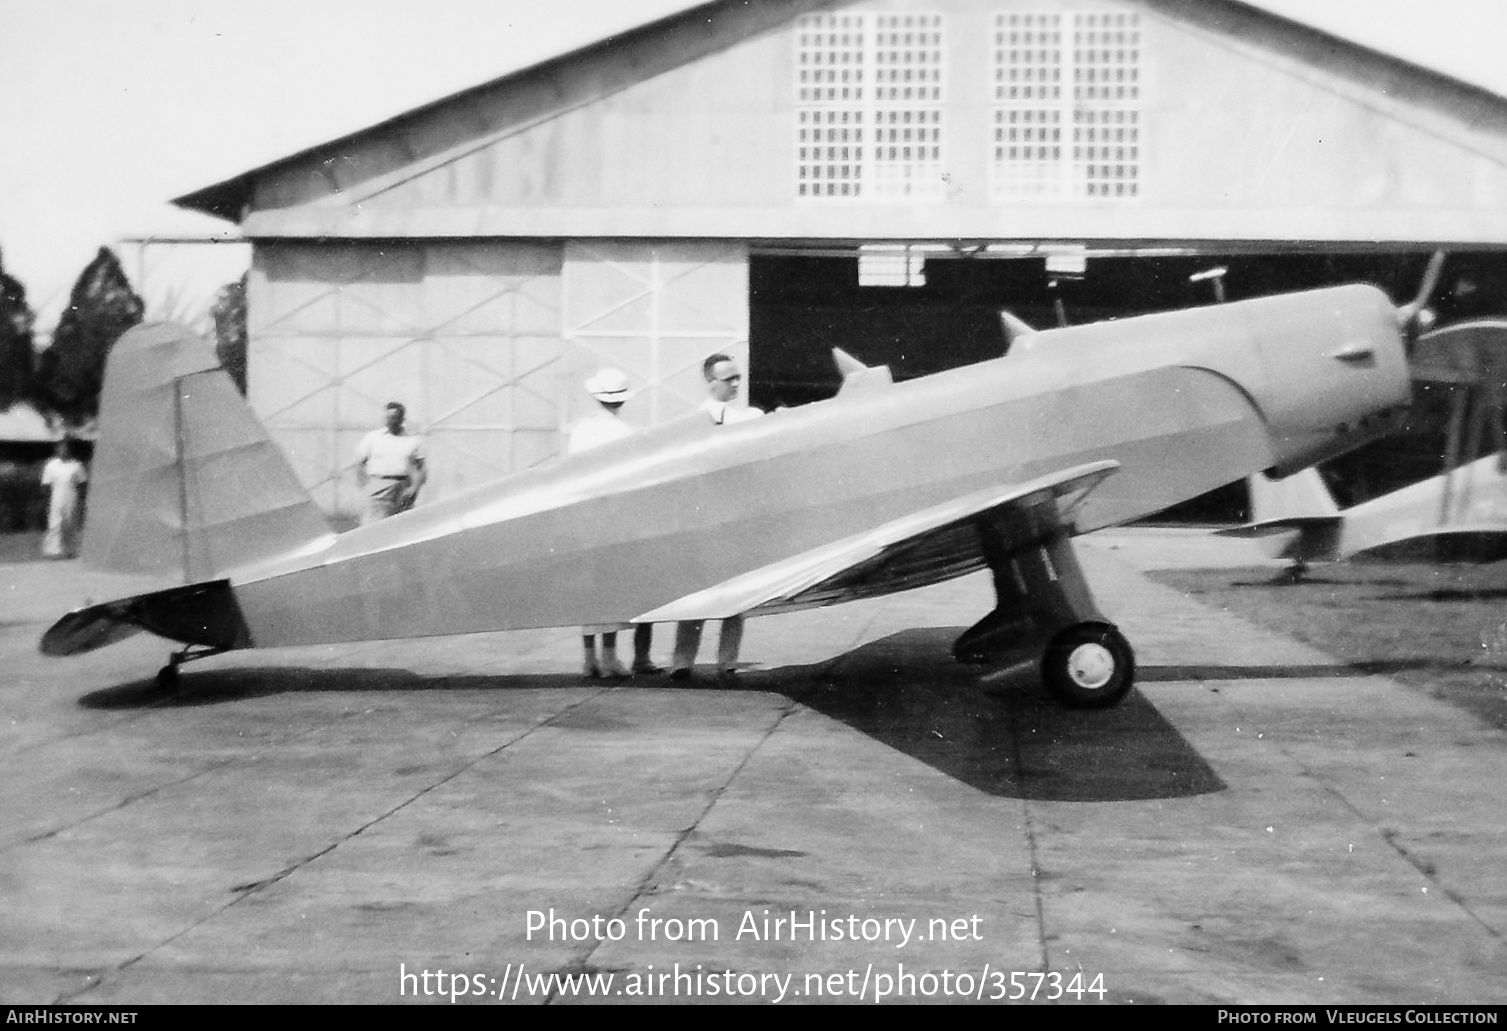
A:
[{"xmin": 1065, "ymin": 642, "xmax": 1116, "ymax": 690}]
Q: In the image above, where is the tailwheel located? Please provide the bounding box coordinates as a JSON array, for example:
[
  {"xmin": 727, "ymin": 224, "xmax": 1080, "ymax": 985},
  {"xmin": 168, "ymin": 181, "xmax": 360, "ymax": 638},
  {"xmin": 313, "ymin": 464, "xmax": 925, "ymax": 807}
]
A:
[
  {"xmin": 156, "ymin": 661, "xmax": 181, "ymax": 693},
  {"xmin": 1040, "ymin": 622, "xmax": 1135, "ymax": 709},
  {"xmin": 154, "ymin": 644, "xmax": 229, "ymax": 694}
]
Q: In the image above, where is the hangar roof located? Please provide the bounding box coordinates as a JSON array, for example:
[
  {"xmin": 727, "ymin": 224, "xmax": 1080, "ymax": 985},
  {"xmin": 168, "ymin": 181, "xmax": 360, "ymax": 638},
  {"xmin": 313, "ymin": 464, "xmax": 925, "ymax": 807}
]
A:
[{"xmin": 174, "ymin": 0, "xmax": 1507, "ymax": 247}]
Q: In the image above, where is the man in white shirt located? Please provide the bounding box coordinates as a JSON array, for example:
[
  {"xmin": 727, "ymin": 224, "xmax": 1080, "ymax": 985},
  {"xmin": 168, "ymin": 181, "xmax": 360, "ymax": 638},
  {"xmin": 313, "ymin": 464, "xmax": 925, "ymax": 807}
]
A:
[
  {"xmin": 672, "ymin": 353, "xmax": 763, "ymax": 684},
  {"xmin": 355, "ymin": 401, "xmax": 425, "ymax": 525},
  {"xmin": 698, "ymin": 352, "xmax": 764, "ymax": 426},
  {"xmin": 567, "ymin": 369, "xmax": 662, "ymax": 677}
]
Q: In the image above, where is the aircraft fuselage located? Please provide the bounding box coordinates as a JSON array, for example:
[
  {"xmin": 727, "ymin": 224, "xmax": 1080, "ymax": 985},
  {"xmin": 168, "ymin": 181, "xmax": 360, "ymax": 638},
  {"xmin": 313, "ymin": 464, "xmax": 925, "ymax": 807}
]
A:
[{"xmin": 227, "ymin": 284, "xmax": 1410, "ymax": 646}]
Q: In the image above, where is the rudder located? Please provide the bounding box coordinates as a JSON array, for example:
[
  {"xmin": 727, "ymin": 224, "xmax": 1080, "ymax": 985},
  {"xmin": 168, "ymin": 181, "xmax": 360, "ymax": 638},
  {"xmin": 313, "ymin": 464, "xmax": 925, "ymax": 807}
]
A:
[{"xmin": 81, "ymin": 322, "xmax": 333, "ymax": 581}]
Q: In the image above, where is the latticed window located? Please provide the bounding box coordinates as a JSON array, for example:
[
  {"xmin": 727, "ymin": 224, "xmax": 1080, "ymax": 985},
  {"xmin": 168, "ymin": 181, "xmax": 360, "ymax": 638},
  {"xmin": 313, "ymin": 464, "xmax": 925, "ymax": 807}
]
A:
[
  {"xmin": 858, "ymin": 245, "xmax": 931, "ymax": 287},
  {"xmin": 797, "ymin": 108, "xmax": 866, "ymax": 198},
  {"xmin": 796, "ymin": 12, "xmax": 946, "ymax": 200},
  {"xmin": 992, "ymin": 10, "xmax": 1141, "ymax": 200}
]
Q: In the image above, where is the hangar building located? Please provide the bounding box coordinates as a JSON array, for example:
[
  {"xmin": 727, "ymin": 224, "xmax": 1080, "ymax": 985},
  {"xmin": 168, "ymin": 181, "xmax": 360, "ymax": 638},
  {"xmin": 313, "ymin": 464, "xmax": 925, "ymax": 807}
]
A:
[{"xmin": 174, "ymin": 0, "xmax": 1507, "ymax": 518}]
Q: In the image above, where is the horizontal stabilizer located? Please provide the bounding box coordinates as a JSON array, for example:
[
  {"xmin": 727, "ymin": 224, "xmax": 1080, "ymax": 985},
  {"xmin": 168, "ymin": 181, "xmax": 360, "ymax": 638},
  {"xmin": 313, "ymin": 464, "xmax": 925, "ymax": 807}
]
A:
[
  {"xmin": 40, "ymin": 579, "xmax": 251, "ymax": 657},
  {"xmin": 634, "ymin": 460, "xmax": 1118, "ymax": 622}
]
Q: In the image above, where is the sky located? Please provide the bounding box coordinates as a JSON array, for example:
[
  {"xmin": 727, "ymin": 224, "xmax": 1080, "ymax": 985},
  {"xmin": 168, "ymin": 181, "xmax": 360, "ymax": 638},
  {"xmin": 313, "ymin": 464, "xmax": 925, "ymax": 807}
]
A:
[
  {"xmin": 0, "ymin": 0, "xmax": 697, "ymax": 328},
  {"xmin": 2, "ymin": 0, "xmax": 1506, "ymax": 331}
]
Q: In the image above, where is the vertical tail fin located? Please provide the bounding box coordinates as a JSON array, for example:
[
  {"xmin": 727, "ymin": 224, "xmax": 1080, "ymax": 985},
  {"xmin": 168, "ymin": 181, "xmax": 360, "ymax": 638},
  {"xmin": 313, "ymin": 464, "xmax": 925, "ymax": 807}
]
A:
[
  {"xmin": 81, "ymin": 322, "xmax": 333, "ymax": 581},
  {"xmin": 1247, "ymin": 467, "xmax": 1341, "ymax": 524}
]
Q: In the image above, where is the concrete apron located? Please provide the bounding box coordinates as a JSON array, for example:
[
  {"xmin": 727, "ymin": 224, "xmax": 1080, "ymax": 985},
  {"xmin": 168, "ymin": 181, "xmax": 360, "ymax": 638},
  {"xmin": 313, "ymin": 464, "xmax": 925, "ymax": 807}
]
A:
[{"xmin": 0, "ymin": 531, "xmax": 1502, "ymax": 1005}]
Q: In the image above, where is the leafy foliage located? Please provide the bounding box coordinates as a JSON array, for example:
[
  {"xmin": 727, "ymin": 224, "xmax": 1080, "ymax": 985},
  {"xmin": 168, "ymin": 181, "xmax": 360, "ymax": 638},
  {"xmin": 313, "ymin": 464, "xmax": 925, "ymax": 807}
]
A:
[
  {"xmin": 212, "ymin": 273, "xmax": 248, "ymax": 394},
  {"xmin": 0, "ymin": 251, "xmax": 36, "ymax": 410},
  {"xmin": 33, "ymin": 247, "xmax": 143, "ymax": 424}
]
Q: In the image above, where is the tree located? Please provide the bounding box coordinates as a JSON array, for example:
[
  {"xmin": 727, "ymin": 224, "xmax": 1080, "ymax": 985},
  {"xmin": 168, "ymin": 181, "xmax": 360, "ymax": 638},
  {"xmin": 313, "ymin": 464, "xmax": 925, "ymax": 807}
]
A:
[
  {"xmin": 33, "ymin": 247, "xmax": 144, "ymax": 425},
  {"xmin": 212, "ymin": 273, "xmax": 248, "ymax": 394},
  {"xmin": 0, "ymin": 246, "xmax": 36, "ymax": 410}
]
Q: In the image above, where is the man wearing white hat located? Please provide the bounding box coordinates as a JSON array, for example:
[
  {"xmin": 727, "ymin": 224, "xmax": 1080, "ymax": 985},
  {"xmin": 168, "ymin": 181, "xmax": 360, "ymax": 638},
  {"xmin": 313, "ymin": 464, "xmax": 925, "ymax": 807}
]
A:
[
  {"xmin": 569, "ymin": 368, "xmax": 635, "ymax": 453},
  {"xmin": 567, "ymin": 368, "xmax": 662, "ymax": 678}
]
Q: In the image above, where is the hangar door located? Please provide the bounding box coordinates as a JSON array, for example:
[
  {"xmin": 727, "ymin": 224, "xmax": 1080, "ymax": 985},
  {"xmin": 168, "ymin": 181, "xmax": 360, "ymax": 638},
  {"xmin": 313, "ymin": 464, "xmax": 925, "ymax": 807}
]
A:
[
  {"xmin": 249, "ymin": 240, "xmax": 749, "ymax": 518},
  {"xmin": 561, "ymin": 241, "xmax": 750, "ymax": 432},
  {"xmin": 250, "ymin": 241, "xmax": 566, "ymax": 518}
]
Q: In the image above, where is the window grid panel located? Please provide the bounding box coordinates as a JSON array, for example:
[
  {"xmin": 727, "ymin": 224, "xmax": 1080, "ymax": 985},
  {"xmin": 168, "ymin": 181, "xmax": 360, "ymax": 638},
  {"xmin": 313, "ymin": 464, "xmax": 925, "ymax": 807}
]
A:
[
  {"xmin": 872, "ymin": 108, "xmax": 946, "ymax": 199},
  {"xmin": 992, "ymin": 11, "xmax": 1062, "ymax": 105},
  {"xmin": 991, "ymin": 108, "xmax": 1063, "ymax": 198},
  {"xmin": 797, "ymin": 109, "xmax": 866, "ymax": 198},
  {"xmin": 796, "ymin": 13, "xmax": 866, "ymax": 106},
  {"xmin": 991, "ymin": 10, "xmax": 1141, "ymax": 201},
  {"xmin": 859, "ymin": 250, "xmax": 927, "ymax": 287},
  {"xmin": 874, "ymin": 14, "xmax": 945, "ymax": 104},
  {"xmin": 796, "ymin": 12, "xmax": 946, "ymax": 201},
  {"xmin": 1071, "ymin": 11, "xmax": 1141, "ymax": 198},
  {"xmin": 991, "ymin": 12, "xmax": 1066, "ymax": 199}
]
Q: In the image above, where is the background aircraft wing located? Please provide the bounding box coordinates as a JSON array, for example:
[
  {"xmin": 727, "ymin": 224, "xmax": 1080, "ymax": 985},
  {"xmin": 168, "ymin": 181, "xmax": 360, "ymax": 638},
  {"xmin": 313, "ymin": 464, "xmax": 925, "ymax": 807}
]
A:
[{"xmin": 633, "ymin": 460, "xmax": 1118, "ymax": 622}]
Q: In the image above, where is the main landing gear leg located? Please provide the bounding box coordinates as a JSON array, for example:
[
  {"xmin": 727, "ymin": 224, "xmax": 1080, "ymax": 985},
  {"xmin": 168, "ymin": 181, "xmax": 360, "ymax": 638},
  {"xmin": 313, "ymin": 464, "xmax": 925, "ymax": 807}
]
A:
[{"xmin": 956, "ymin": 522, "xmax": 1136, "ymax": 709}]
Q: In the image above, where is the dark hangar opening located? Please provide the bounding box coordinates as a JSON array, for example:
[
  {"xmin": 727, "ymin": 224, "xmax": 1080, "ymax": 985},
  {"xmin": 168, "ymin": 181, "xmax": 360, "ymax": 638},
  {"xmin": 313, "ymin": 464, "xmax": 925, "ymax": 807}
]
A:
[{"xmin": 748, "ymin": 250, "xmax": 1507, "ymax": 522}]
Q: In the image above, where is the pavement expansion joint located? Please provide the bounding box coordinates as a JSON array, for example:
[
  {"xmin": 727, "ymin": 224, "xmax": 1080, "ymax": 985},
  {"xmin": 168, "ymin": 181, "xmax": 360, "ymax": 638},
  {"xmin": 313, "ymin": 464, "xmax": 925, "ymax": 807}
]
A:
[
  {"xmin": 571, "ymin": 693, "xmax": 804, "ymax": 995},
  {"xmin": 15, "ymin": 763, "xmax": 232, "ymax": 852},
  {"xmin": 1003, "ymin": 689, "xmax": 1054, "ymax": 973},
  {"xmin": 1380, "ymin": 828, "xmax": 1503, "ymax": 944},
  {"xmin": 56, "ymin": 686, "xmax": 618, "ymax": 1004}
]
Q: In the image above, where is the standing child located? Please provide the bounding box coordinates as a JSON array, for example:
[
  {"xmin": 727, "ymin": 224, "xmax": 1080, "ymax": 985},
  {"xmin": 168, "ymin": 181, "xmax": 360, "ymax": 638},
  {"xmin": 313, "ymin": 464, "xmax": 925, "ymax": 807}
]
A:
[{"xmin": 41, "ymin": 438, "xmax": 87, "ymax": 559}]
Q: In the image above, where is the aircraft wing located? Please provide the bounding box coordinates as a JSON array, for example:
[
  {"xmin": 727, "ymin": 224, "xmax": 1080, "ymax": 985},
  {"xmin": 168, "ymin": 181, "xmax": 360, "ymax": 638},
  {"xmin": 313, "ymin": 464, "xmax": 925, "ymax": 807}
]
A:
[{"xmin": 633, "ymin": 460, "xmax": 1118, "ymax": 622}]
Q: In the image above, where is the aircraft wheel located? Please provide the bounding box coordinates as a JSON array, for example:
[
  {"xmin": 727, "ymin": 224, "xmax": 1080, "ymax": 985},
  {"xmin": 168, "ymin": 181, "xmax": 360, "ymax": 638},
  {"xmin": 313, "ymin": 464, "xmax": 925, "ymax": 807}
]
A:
[
  {"xmin": 1040, "ymin": 623, "xmax": 1134, "ymax": 709},
  {"xmin": 156, "ymin": 663, "xmax": 180, "ymax": 693}
]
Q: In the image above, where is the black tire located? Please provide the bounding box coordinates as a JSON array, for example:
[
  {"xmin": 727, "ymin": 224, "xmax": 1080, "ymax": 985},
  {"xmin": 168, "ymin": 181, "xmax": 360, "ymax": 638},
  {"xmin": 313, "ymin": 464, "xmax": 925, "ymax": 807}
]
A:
[
  {"xmin": 156, "ymin": 664, "xmax": 179, "ymax": 693},
  {"xmin": 1040, "ymin": 623, "xmax": 1134, "ymax": 709}
]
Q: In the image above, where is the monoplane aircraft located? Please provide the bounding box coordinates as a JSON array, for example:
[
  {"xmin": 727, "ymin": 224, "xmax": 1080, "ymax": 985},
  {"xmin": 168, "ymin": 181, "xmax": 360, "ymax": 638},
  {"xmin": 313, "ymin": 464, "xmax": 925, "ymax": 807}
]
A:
[
  {"xmin": 41, "ymin": 277, "xmax": 1427, "ymax": 708},
  {"xmin": 1226, "ymin": 318, "xmax": 1507, "ymax": 572}
]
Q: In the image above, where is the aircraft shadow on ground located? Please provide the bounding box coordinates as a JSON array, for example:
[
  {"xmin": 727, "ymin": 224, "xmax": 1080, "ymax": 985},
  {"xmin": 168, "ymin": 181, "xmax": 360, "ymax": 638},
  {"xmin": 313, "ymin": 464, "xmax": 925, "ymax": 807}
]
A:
[
  {"xmin": 77, "ymin": 667, "xmax": 591, "ymax": 709},
  {"xmin": 1376, "ymin": 588, "xmax": 1507, "ymax": 603},
  {"xmin": 1138, "ymin": 664, "xmax": 1360, "ymax": 681},
  {"xmin": 1227, "ymin": 575, "xmax": 1507, "ymax": 603},
  {"xmin": 80, "ymin": 629, "xmax": 1378, "ymax": 803},
  {"xmin": 761, "ymin": 628, "xmax": 1228, "ymax": 803}
]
